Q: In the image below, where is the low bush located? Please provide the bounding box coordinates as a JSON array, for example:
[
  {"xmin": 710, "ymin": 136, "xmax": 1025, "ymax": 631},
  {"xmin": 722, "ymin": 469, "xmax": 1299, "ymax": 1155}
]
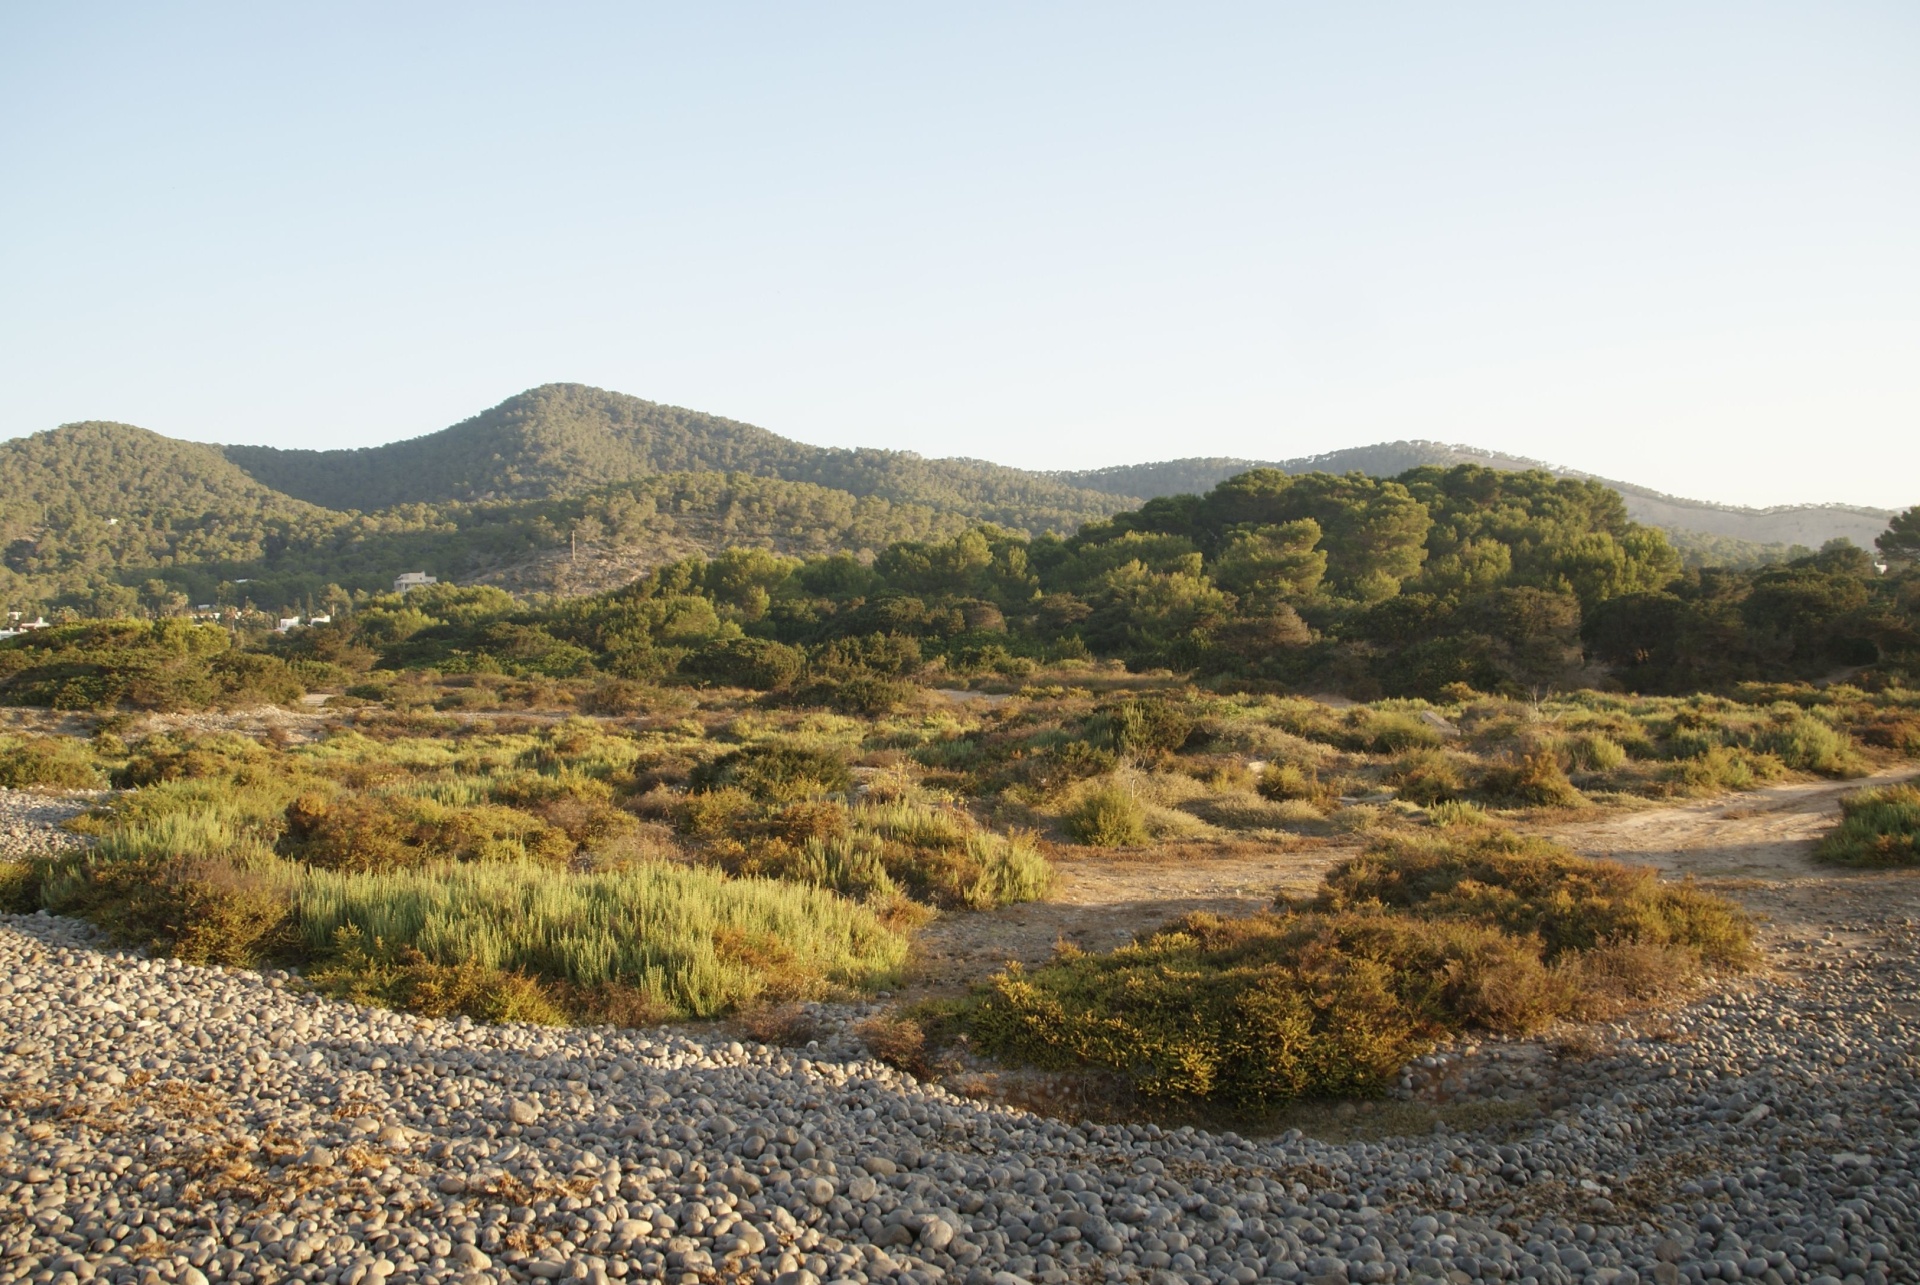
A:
[
  {"xmin": 1387, "ymin": 749, "xmax": 1465, "ymax": 806},
  {"xmin": 49, "ymin": 854, "xmax": 296, "ymax": 967},
  {"xmin": 1556, "ymin": 732, "xmax": 1628, "ymax": 773},
  {"xmin": 1659, "ymin": 745, "xmax": 1786, "ymax": 797},
  {"xmin": 307, "ymin": 927, "xmax": 569, "ymax": 1025},
  {"xmin": 1255, "ymin": 763, "xmax": 1337, "ymax": 808},
  {"xmin": 0, "ymin": 736, "xmax": 105, "ymax": 789},
  {"xmin": 1745, "ymin": 713, "xmax": 1867, "ymax": 778},
  {"xmin": 0, "ymin": 861, "xmax": 42, "ymax": 913},
  {"xmin": 1063, "ymin": 781, "xmax": 1149, "ymax": 846},
  {"xmin": 961, "ymin": 830, "xmax": 1749, "ymax": 1110},
  {"xmin": 1476, "ymin": 752, "xmax": 1585, "ymax": 809},
  {"xmin": 690, "ymin": 743, "xmax": 853, "ymax": 803},
  {"xmin": 1815, "ymin": 782, "xmax": 1920, "ymax": 867}
]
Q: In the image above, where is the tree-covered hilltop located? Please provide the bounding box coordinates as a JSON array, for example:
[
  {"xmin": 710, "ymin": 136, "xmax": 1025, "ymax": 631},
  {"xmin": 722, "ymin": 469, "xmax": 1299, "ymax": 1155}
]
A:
[
  {"xmin": 223, "ymin": 383, "xmax": 1132, "ymax": 531},
  {"xmin": 0, "ymin": 421, "xmax": 347, "ymax": 609},
  {"xmin": 1053, "ymin": 442, "xmax": 1895, "ymax": 551}
]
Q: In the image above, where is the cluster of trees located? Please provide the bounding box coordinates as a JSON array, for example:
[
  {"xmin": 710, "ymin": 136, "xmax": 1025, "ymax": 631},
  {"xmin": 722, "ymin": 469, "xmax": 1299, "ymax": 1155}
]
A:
[{"xmin": 250, "ymin": 466, "xmax": 1920, "ymax": 700}]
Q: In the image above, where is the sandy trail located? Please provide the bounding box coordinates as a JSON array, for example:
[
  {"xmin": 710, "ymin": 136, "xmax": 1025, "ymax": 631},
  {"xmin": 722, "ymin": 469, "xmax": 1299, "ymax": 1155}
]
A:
[{"xmin": 910, "ymin": 765, "xmax": 1920, "ymax": 995}]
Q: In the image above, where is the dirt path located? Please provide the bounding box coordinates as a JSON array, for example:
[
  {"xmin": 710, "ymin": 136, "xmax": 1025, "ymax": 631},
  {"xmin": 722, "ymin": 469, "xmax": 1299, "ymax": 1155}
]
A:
[
  {"xmin": 909, "ymin": 765, "xmax": 1920, "ymax": 996},
  {"xmin": 1549, "ymin": 764, "xmax": 1920, "ymax": 933},
  {"xmin": 907, "ymin": 838, "xmax": 1361, "ymax": 994}
]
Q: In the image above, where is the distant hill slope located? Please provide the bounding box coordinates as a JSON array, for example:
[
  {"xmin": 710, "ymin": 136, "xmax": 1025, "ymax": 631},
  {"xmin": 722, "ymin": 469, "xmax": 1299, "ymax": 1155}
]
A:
[
  {"xmin": 1052, "ymin": 441, "xmax": 1896, "ymax": 551},
  {"xmin": 223, "ymin": 383, "xmax": 1126, "ymax": 533}
]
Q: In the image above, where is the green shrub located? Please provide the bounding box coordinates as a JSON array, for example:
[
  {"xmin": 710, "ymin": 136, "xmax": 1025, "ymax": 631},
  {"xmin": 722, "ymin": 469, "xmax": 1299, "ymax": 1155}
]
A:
[
  {"xmin": 1316, "ymin": 831, "xmax": 1754, "ymax": 967},
  {"xmin": 1063, "ymin": 782, "xmax": 1150, "ymax": 846},
  {"xmin": 1816, "ymin": 782, "xmax": 1920, "ymax": 867},
  {"xmin": 1476, "ymin": 752, "xmax": 1585, "ymax": 808},
  {"xmin": 0, "ymin": 736, "xmax": 105, "ymax": 789},
  {"xmin": 281, "ymin": 794, "xmax": 575, "ymax": 872},
  {"xmin": 680, "ymin": 638, "xmax": 807, "ymax": 691},
  {"xmin": 1256, "ymin": 763, "xmax": 1336, "ymax": 808},
  {"xmin": 691, "ymin": 743, "xmax": 853, "ymax": 803},
  {"xmin": 1091, "ymin": 699, "xmax": 1195, "ymax": 760},
  {"xmin": 1660, "ymin": 745, "xmax": 1786, "ymax": 796},
  {"xmin": 1348, "ymin": 709, "xmax": 1445, "ymax": 754},
  {"xmin": 1746, "ymin": 713, "xmax": 1866, "ymax": 778},
  {"xmin": 1387, "ymin": 749, "xmax": 1465, "ymax": 805},
  {"xmin": 114, "ymin": 732, "xmax": 271, "ymax": 787},
  {"xmin": 1557, "ymin": 732, "xmax": 1628, "ymax": 773},
  {"xmin": 49, "ymin": 854, "xmax": 296, "ymax": 966},
  {"xmin": 307, "ymin": 926, "xmax": 568, "ymax": 1025},
  {"xmin": 0, "ymin": 861, "xmax": 43, "ymax": 913},
  {"xmin": 961, "ymin": 830, "xmax": 1751, "ymax": 1109},
  {"xmin": 958, "ymin": 831, "xmax": 1055, "ymax": 908}
]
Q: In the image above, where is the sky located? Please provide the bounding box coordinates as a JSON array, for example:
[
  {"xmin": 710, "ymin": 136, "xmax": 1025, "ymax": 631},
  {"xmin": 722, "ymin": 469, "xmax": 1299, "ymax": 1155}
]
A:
[{"xmin": 2, "ymin": 4, "xmax": 1916, "ymax": 510}]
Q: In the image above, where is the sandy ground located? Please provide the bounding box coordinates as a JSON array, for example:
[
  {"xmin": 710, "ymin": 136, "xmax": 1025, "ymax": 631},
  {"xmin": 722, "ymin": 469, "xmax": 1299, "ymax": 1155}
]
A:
[{"xmin": 908, "ymin": 765, "xmax": 1920, "ymax": 997}]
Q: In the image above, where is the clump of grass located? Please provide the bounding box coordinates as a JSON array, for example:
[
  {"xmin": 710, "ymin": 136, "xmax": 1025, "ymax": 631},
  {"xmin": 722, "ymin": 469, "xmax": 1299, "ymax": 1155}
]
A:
[
  {"xmin": 1815, "ymin": 782, "xmax": 1920, "ymax": 867},
  {"xmin": 959, "ymin": 830, "xmax": 1749, "ymax": 1111},
  {"xmin": 1555, "ymin": 731, "xmax": 1628, "ymax": 773},
  {"xmin": 294, "ymin": 860, "xmax": 905, "ymax": 1019},
  {"xmin": 307, "ymin": 927, "xmax": 569, "ymax": 1025},
  {"xmin": 1063, "ymin": 781, "xmax": 1150, "ymax": 846},
  {"xmin": 1425, "ymin": 800, "xmax": 1490, "ymax": 828},
  {"xmin": 1255, "ymin": 763, "xmax": 1337, "ymax": 809},
  {"xmin": 0, "ymin": 735, "xmax": 106, "ymax": 790}
]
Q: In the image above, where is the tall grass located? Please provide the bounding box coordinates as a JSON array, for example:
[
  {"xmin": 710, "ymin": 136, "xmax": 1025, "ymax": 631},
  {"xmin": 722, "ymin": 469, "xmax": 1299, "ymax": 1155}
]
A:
[{"xmin": 295, "ymin": 860, "xmax": 906, "ymax": 1018}]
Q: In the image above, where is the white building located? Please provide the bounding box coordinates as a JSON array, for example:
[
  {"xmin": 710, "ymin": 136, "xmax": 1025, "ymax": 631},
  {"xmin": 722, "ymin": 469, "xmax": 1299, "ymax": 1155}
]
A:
[{"xmin": 394, "ymin": 572, "xmax": 438, "ymax": 593}]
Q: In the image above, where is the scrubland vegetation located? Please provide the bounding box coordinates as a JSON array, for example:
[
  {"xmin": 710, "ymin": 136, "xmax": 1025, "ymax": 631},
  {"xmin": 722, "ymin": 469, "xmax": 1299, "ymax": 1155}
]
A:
[{"xmin": 1, "ymin": 461, "xmax": 1916, "ymax": 1115}]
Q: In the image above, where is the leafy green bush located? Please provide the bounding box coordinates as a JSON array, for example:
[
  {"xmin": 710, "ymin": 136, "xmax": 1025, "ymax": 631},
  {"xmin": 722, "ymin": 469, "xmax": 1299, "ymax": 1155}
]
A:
[
  {"xmin": 280, "ymin": 794, "xmax": 575, "ymax": 872},
  {"xmin": 1660, "ymin": 745, "xmax": 1785, "ymax": 797},
  {"xmin": 1315, "ymin": 831, "xmax": 1754, "ymax": 967},
  {"xmin": 1063, "ymin": 781, "xmax": 1150, "ymax": 846},
  {"xmin": 680, "ymin": 637, "xmax": 807, "ymax": 691},
  {"xmin": 49, "ymin": 854, "xmax": 296, "ymax": 966},
  {"xmin": 1816, "ymin": 782, "xmax": 1920, "ymax": 867},
  {"xmin": 0, "ymin": 736, "xmax": 105, "ymax": 789},
  {"xmin": 1557, "ymin": 731, "xmax": 1628, "ymax": 773}
]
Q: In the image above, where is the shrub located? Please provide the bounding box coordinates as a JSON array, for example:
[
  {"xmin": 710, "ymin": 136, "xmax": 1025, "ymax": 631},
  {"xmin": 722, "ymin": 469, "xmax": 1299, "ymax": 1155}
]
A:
[
  {"xmin": 1660, "ymin": 746, "xmax": 1785, "ymax": 797},
  {"xmin": 958, "ymin": 831, "xmax": 1055, "ymax": 909},
  {"xmin": 1348, "ymin": 709, "xmax": 1444, "ymax": 754},
  {"xmin": 680, "ymin": 638, "xmax": 807, "ymax": 691},
  {"xmin": 1815, "ymin": 782, "xmax": 1920, "ymax": 867},
  {"xmin": 1315, "ymin": 831, "xmax": 1754, "ymax": 967},
  {"xmin": 962, "ymin": 830, "xmax": 1751, "ymax": 1108},
  {"xmin": 307, "ymin": 927, "xmax": 568, "ymax": 1025},
  {"xmin": 1855, "ymin": 712, "xmax": 1920, "ymax": 755},
  {"xmin": 1063, "ymin": 782, "xmax": 1149, "ymax": 846},
  {"xmin": 115, "ymin": 732, "xmax": 271, "ymax": 787},
  {"xmin": 0, "ymin": 861, "xmax": 42, "ymax": 913},
  {"xmin": 50, "ymin": 854, "xmax": 296, "ymax": 967},
  {"xmin": 281, "ymin": 795, "xmax": 575, "ymax": 872},
  {"xmin": 0, "ymin": 736, "xmax": 105, "ymax": 790},
  {"xmin": 1557, "ymin": 732, "xmax": 1628, "ymax": 773},
  {"xmin": 1387, "ymin": 749, "xmax": 1465, "ymax": 806},
  {"xmin": 1746, "ymin": 713, "xmax": 1866, "ymax": 778},
  {"xmin": 1476, "ymin": 752, "xmax": 1585, "ymax": 808},
  {"xmin": 690, "ymin": 743, "xmax": 853, "ymax": 803},
  {"xmin": 1256, "ymin": 763, "xmax": 1336, "ymax": 808},
  {"xmin": 1092, "ymin": 699, "xmax": 1195, "ymax": 761}
]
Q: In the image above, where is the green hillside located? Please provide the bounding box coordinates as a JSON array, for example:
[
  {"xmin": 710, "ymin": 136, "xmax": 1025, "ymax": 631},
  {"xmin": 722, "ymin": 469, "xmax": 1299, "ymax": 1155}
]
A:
[
  {"xmin": 224, "ymin": 383, "xmax": 1130, "ymax": 532},
  {"xmin": 0, "ymin": 422, "xmax": 345, "ymax": 608}
]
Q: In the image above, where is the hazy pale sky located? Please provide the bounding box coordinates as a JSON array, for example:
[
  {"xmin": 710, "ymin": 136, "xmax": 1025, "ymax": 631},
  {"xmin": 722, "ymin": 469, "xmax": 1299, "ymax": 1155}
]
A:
[{"xmin": 2, "ymin": 4, "xmax": 1916, "ymax": 509}]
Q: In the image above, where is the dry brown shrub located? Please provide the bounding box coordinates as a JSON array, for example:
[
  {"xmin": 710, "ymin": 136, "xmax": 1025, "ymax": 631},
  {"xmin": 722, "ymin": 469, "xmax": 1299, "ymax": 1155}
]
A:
[
  {"xmin": 737, "ymin": 1003, "xmax": 820, "ymax": 1047},
  {"xmin": 857, "ymin": 1013, "xmax": 930, "ymax": 1076}
]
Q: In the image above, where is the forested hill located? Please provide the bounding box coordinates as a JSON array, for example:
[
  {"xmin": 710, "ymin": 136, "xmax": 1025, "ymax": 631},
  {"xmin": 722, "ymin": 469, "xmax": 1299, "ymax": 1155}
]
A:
[
  {"xmin": 1052, "ymin": 442, "xmax": 1896, "ymax": 552},
  {"xmin": 222, "ymin": 383, "xmax": 1129, "ymax": 532}
]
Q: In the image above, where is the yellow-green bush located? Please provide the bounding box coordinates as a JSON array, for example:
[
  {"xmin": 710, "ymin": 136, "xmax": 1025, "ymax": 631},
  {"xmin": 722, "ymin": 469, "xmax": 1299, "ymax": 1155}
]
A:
[
  {"xmin": 0, "ymin": 735, "xmax": 106, "ymax": 790},
  {"xmin": 960, "ymin": 830, "xmax": 1749, "ymax": 1109},
  {"xmin": 1063, "ymin": 781, "xmax": 1150, "ymax": 846},
  {"xmin": 1816, "ymin": 782, "xmax": 1920, "ymax": 867},
  {"xmin": 1388, "ymin": 749, "xmax": 1465, "ymax": 805},
  {"xmin": 1476, "ymin": 751, "xmax": 1585, "ymax": 808}
]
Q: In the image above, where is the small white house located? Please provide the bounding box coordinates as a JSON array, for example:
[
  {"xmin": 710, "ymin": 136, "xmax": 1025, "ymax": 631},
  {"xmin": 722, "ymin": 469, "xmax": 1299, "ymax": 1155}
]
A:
[
  {"xmin": 394, "ymin": 572, "xmax": 438, "ymax": 593},
  {"xmin": 276, "ymin": 617, "xmax": 302, "ymax": 633}
]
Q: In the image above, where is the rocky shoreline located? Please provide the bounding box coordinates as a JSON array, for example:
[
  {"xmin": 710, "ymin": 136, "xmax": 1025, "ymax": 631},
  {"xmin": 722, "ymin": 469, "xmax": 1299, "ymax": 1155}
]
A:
[{"xmin": 2, "ymin": 902, "xmax": 1917, "ymax": 1285}]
